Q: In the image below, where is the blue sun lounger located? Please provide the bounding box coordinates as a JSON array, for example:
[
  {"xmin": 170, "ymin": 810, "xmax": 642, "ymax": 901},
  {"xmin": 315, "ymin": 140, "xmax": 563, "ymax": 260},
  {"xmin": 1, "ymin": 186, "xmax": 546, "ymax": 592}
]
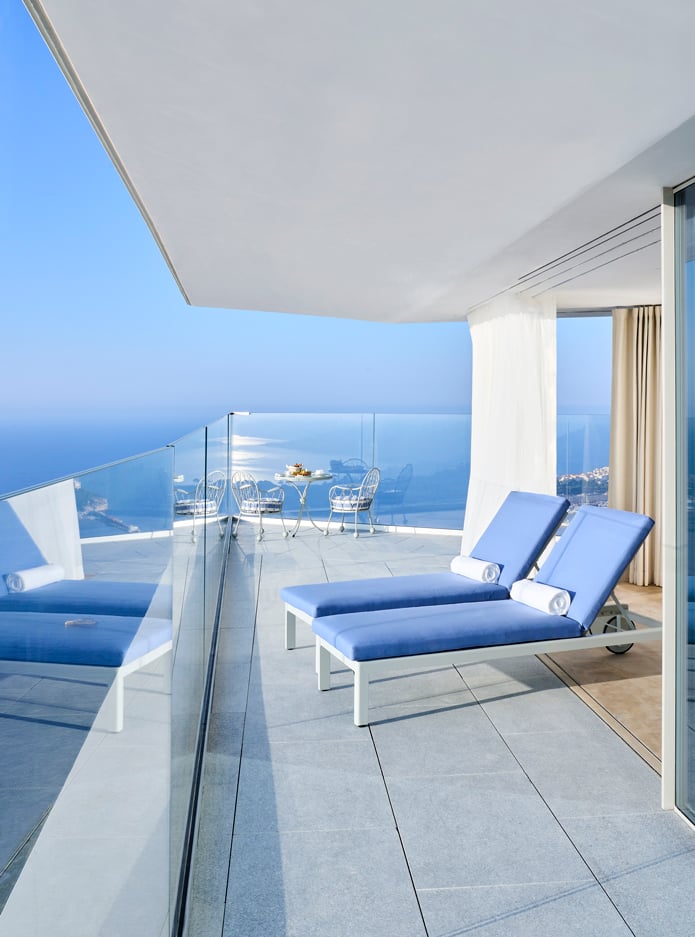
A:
[
  {"xmin": 313, "ymin": 505, "xmax": 658, "ymax": 725},
  {"xmin": 282, "ymin": 490, "xmax": 569, "ymax": 650},
  {"xmin": 0, "ymin": 500, "xmax": 164, "ymax": 617},
  {"xmin": 0, "ymin": 499, "xmax": 172, "ymax": 730}
]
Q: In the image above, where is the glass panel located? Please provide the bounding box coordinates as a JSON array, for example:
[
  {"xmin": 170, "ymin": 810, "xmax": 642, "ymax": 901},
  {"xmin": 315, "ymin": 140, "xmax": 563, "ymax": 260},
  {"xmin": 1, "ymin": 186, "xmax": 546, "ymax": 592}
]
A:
[
  {"xmin": 228, "ymin": 412, "xmax": 471, "ymax": 532},
  {"xmin": 230, "ymin": 413, "xmax": 374, "ymax": 527},
  {"xmin": 676, "ymin": 185, "xmax": 695, "ymax": 822},
  {"xmin": 0, "ymin": 448, "xmax": 174, "ymax": 934},
  {"xmin": 556, "ymin": 316, "xmax": 612, "ymax": 510},
  {"xmin": 556, "ymin": 413, "xmax": 610, "ymax": 508},
  {"xmin": 169, "ymin": 415, "xmax": 231, "ymax": 927},
  {"xmin": 170, "ymin": 424, "xmax": 207, "ymax": 917},
  {"xmin": 373, "ymin": 414, "xmax": 469, "ymax": 529},
  {"xmin": 204, "ymin": 414, "xmax": 231, "ymax": 636}
]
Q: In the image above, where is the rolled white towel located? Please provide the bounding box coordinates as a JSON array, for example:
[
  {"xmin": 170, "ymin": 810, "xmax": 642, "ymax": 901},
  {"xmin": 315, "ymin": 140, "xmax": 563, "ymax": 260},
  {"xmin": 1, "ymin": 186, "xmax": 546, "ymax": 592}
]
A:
[
  {"xmin": 4, "ymin": 563, "xmax": 65, "ymax": 593},
  {"xmin": 450, "ymin": 554, "xmax": 501, "ymax": 584},
  {"xmin": 510, "ymin": 579, "xmax": 571, "ymax": 616}
]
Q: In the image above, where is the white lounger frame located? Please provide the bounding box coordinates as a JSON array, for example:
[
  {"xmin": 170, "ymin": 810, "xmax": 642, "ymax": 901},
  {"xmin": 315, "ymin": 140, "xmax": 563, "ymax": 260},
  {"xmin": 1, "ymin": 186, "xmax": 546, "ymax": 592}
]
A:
[
  {"xmin": 315, "ymin": 618, "xmax": 661, "ymax": 727},
  {"xmin": 2, "ymin": 640, "xmax": 172, "ymax": 733},
  {"xmin": 285, "ymin": 605, "xmax": 313, "ymax": 650}
]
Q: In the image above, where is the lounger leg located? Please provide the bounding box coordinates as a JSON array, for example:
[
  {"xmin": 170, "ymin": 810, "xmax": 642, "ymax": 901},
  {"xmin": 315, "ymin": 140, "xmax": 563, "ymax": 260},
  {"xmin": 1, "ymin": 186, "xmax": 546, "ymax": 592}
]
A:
[
  {"xmin": 285, "ymin": 609, "xmax": 297, "ymax": 650},
  {"xmin": 354, "ymin": 665, "xmax": 369, "ymax": 726},
  {"xmin": 97, "ymin": 673, "xmax": 125, "ymax": 733},
  {"xmin": 317, "ymin": 643, "xmax": 331, "ymax": 690}
]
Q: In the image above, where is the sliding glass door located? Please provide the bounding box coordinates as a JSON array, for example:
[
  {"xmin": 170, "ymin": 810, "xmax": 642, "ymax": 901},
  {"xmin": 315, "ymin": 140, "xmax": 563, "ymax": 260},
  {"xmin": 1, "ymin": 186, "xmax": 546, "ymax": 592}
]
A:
[{"xmin": 675, "ymin": 183, "xmax": 695, "ymax": 822}]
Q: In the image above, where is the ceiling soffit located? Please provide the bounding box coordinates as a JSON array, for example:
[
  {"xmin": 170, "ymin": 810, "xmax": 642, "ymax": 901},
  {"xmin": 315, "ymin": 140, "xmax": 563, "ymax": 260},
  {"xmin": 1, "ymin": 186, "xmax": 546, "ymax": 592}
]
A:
[{"xmin": 25, "ymin": 0, "xmax": 695, "ymax": 321}]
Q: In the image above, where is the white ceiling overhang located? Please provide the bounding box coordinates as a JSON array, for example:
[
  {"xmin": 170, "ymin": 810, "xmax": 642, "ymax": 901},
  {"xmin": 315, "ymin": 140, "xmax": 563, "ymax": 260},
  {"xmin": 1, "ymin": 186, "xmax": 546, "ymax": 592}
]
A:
[{"xmin": 25, "ymin": 0, "xmax": 695, "ymax": 322}]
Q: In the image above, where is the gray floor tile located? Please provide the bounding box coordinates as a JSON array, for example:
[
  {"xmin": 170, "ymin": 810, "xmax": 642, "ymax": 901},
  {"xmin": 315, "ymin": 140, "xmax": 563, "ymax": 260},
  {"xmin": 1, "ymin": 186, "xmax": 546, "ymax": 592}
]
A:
[
  {"xmin": 234, "ymin": 737, "xmax": 393, "ymax": 832},
  {"xmin": 363, "ymin": 663, "xmax": 471, "ymax": 716},
  {"xmin": 418, "ymin": 881, "xmax": 633, "ymax": 937},
  {"xmin": 505, "ymin": 729, "xmax": 661, "ymax": 818},
  {"xmin": 242, "ymin": 676, "xmax": 360, "ymax": 743},
  {"xmin": 188, "ymin": 528, "xmax": 679, "ymax": 937},
  {"xmin": 371, "ymin": 691, "xmax": 520, "ymax": 777},
  {"xmin": 0, "ymin": 788, "xmax": 53, "ymax": 867},
  {"xmin": 472, "ymin": 678, "xmax": 608, "ymax": 736},
  {"xmin": 601, "ymin": 848, "xmax": 695, "ymax": 937},
  {"xmin": 211, "ymin": 661, "xmax": 252, "ymax": 714},
  {"xmin": 388, "ymin": 772, "xmax": 591, "ymax": 888},
  {"xmin": 458, "ymin": 655, "xmax": 563, "ymax": 691},
  {"xmin": 562, "ymin": 810, "xmax": 695, "ymax": 881},
  {"xmin": 224, "ymin": 828, "xmax": 427, "ymax": 937}
]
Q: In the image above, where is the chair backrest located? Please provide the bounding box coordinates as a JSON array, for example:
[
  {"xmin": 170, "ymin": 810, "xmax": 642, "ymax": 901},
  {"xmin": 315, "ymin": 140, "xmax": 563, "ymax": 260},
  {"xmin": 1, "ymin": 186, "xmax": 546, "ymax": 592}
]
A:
[
  {"xmin": 470, "ymin": 491, "xmax": 570, "ymax": 589},
  {"xmin": 231, "ymin": 472, "xmax": 259, "ymax": 512},
  {"xmin": 534, "ymin": 504, "xmax": 654, "ymax": 630},
  {"xmin": 394, "ymin": 463, "xmax": 413, "ymax": 492},
  {"xmin": 359, "ymin": 467, "xmax": 380, "ymax": 503},
  {"xmin": 202, "ymin": 470, "xmax": 227, "ymax": 510},
  {"xmin": 0, "ymin": 500, "xmax": 47, "ymax": 596}
]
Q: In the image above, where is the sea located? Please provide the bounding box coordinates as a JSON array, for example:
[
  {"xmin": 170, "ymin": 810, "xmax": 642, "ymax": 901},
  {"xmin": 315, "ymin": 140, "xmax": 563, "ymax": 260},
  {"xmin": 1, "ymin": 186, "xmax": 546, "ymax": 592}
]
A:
[{"xmin": 0, "ymin": 412, "xmax": 611, "ymax": 536}]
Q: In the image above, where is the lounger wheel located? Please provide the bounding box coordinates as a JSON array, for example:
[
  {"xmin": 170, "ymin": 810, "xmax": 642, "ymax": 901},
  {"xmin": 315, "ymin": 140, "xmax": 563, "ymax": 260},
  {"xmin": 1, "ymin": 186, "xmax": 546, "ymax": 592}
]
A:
[{"xmin": 603, "ymin": 614, "xmax": 635, "ymax": 654}]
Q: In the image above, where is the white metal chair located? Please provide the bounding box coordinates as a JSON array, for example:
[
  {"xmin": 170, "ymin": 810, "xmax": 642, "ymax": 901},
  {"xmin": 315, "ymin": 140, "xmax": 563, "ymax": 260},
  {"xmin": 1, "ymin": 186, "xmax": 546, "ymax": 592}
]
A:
[
  {"xmin": 376, "ymin": 463, "xmax": 413, "ymax": 524},
  {"xmin": 325, "ymin": 467, "xmax": 380, "ymax": 538},
  {"xmin": 175, "ymin": 469, "xmax": 227, "ymax": 541},
  {"xmin": 230, "ymin": 472, "xmax": 288, "ymax": 541}
]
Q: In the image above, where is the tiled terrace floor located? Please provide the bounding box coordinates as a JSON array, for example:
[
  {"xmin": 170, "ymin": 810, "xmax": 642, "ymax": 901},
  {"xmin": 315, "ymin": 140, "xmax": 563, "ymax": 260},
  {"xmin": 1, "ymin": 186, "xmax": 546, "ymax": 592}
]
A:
[{"xmin": 188, "ymin": 523, "xmax": 695, "ymax": 937}]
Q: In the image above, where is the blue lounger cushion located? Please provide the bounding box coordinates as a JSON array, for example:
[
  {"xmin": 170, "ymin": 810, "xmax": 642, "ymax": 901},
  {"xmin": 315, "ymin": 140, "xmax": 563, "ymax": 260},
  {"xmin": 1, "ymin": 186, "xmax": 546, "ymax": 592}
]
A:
[
  {"xmin": 0, "ymin": 610, "xmax": 172, "ymax": 667},
  {"xmin": 0, "ymin": 579, "xmax": 161, "ymax": 617},
  {"xmin": 0, "ymin": 499, "xmax": 167, "ymax": 616},
  {"xmin": 534, "ymin": 504, "xmax": 654, "ymax": 631},
  {"xmin": 313, "ymin": 504, "xmax": 654, "ymax": 664},
  {"xmin": 313, "ymin": 600, "xmax": 583, "ymax": 661},
  {"xmin": 283, "ymin": 573, "xmax": 508, "ymax": 618},
  {"xmin": 282, "ymin": 491, "xmax": 569, "ymax": 618}
]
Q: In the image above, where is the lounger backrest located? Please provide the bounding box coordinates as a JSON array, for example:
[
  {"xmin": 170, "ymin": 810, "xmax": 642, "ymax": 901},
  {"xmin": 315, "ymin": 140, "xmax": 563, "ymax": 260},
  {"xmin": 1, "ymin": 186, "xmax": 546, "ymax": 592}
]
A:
[
  {"xmin": 0, "ymin": 500, "xmax": 47, "ymax": 596},
  {"xmin": 471, "ymin": 491, "xmax": 569, "ymax": 590},
  {"xmin": 534, "ymin": 504, "xmax": 654, "ymax": 630}
]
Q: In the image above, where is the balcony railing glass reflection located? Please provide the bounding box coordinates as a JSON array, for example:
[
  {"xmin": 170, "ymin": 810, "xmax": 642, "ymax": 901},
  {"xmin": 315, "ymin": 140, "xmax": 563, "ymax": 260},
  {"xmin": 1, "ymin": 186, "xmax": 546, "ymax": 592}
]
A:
[{"xmin": 0, "ymin": 408, "xmax": 611, "ymax": 935}]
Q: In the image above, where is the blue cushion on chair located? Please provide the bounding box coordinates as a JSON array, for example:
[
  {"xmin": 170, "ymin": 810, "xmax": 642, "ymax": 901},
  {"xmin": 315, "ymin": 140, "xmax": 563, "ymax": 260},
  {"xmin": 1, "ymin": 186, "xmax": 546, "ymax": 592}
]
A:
[
  {"xmin": 471, "ymin": 491, "xmax": 568, "ymax": 589},
  {"xmin": 0, "ymin": 579, "xmax": 162, "ymax": 617},
  {"xmin": 534, "ymin": 504, "xmax": 654, "ymax": 631},
  {"xmin": 313, "ymin": 600, "xmax": 583, "ymax": 662},
  {"xmin": 282, "ymin": 491, "xmax": 568, "ymax": 619},
  {"xmin": 0, "ymin": 610, "xmax": 171, "ymax": 667},
  {"xmin": 282, "ymin": 573, "xmax": 507, "ymax": 618}
]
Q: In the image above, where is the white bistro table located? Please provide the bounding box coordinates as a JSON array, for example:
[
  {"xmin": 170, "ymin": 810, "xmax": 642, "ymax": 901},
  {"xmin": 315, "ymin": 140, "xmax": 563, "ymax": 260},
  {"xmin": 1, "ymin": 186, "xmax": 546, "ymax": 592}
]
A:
[{"xmin": 273, "ymin": 472, "xmax": 333, "ymax": 536}]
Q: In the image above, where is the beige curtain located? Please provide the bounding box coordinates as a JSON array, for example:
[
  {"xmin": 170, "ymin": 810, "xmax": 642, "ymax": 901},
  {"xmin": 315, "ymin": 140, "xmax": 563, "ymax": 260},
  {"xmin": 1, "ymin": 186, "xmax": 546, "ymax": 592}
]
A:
[{"xmin": 608, "ymin": 305, "xmax": 661, "ymax": 585}]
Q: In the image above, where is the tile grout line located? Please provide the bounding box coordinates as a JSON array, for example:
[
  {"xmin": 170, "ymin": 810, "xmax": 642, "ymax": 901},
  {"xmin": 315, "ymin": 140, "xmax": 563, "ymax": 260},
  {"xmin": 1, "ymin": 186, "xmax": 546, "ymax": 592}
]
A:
[
  {"xmin": 219, "ymin": 551, "xmax": 264, "ymax": 937},
  {"xmin": 368, "ymin": 721, "xmax": 431, "ymax": 937},
  {"xmin": 459, "ymin": 666, "xmax": 639, "ymax": 937},
  {"xmin": 537, "ymin": 653, "xmax": 661, "ymax": 774}
]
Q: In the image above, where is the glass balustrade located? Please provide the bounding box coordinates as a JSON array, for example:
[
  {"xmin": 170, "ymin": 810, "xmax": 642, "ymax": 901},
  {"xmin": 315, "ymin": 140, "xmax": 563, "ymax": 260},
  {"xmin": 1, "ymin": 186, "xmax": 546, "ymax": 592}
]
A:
[
  {"xmin": 0, "ymin": 407, "xmax": 612, "ymax": 935},
  {"xmin": 556, "ymin": 412, "xmax": 610, "ymax": 509}
]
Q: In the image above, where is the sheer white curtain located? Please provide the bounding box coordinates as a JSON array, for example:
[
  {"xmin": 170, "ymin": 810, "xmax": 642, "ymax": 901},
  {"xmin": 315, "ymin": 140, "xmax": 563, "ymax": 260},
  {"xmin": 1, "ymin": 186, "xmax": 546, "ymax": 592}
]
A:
[
  {"xmin": 462, "ymin": 294, "xmax": 557, "ymax": 553},
  {"xmin": 608, "ymin": 305, "xmax": 661, "ymax": 585}
]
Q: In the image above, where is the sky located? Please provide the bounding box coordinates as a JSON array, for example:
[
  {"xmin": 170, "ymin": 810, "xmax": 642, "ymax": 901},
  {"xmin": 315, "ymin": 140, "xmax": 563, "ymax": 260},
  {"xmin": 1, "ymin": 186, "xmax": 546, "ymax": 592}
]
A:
[{"xmin": 0, "ymin": 0, "xmax": 611, "ymax": 489}]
